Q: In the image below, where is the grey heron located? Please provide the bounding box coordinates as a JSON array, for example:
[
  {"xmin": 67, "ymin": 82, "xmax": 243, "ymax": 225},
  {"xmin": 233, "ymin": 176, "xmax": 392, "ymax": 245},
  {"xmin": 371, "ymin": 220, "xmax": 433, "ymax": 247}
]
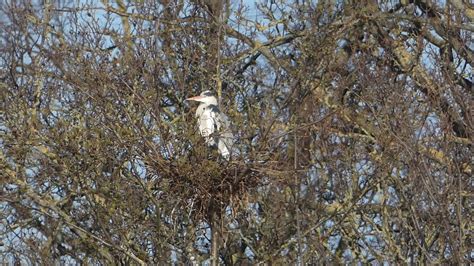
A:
[{"xmin": 186, "ymin": 90, "xmax": 234, "ymax": 159}]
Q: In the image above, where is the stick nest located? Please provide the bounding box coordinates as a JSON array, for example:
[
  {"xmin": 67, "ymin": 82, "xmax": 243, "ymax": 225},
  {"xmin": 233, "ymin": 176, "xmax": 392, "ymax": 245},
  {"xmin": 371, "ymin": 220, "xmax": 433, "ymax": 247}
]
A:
[{"xmin": 146, "ymin": 144, "xmax": 265, "ymax": 220}]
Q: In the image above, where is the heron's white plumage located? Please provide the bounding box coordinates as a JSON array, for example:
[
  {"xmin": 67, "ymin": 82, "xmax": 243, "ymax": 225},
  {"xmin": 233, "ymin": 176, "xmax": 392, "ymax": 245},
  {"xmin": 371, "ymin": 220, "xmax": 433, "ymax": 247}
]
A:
[
  {"xmin": 186, "ymin": 91, "xmax": 234, "ymax": 159},
  {"xmin": 197, "ymin": 106, "xmax": 217, "ymax": 145}
]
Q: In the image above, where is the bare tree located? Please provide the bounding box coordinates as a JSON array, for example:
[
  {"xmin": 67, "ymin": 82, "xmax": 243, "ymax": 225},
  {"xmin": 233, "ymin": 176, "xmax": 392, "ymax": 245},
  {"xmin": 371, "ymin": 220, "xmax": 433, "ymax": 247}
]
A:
[{"xmin": 1, "ymin": 0, "xmax": 471, "ymax": 264}]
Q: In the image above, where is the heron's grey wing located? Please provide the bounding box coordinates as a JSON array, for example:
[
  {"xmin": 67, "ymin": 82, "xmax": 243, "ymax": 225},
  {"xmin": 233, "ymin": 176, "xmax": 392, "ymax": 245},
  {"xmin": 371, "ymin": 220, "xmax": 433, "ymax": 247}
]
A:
[
  {"xmin": 210, "ymin": 106, "xmax": 234, "ymax": 158},
  {"xmin": 208, "ymin": 106, "xmax": 229, "ymax": 130},
  {"xmin": 217, "ymin": 129, "xmax": 233, "ymax": 159}
]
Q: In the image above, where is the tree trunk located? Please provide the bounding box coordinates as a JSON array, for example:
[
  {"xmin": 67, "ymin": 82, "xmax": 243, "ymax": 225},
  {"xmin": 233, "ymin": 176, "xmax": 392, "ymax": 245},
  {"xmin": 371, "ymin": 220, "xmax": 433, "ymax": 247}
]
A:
[{"xmin": 211, "ymin": 211, "xmax": 219, "ymax": 266}]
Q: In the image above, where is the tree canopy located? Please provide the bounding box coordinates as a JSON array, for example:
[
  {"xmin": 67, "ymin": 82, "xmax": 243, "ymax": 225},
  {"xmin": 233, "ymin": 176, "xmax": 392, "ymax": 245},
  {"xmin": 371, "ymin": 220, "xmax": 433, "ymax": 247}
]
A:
[{"xmin": 1, "ymin": 0, "xmax": 472, "ymax": 264}]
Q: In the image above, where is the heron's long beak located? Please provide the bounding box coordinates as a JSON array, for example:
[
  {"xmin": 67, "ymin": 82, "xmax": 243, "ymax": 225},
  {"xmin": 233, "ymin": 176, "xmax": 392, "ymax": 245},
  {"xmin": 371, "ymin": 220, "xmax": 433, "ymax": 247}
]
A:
[{"xmin": 185, "ymin": 95, "xmax": 204, "ymax": 101}]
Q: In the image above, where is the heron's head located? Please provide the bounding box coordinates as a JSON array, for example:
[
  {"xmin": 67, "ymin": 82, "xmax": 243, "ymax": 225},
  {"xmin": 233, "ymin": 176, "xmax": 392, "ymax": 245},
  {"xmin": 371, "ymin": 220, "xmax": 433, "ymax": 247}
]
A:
[{"xmin": 185, "ymin": 90, "xmax": 217, "ymax": 105}]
